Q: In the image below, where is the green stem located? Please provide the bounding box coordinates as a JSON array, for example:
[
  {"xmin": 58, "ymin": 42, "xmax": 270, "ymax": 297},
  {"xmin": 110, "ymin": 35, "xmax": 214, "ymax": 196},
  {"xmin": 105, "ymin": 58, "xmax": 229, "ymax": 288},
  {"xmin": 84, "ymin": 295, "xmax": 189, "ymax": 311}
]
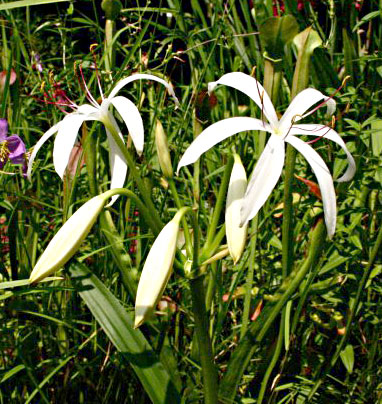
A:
[
  {"xmin": 190, "ymin": 210, "xmax": 219, "ymax": 404},
  {"xmin": 205, "ymin": 156, "xmax": 234, "ymax": 249},
  {"xmin": 168, "ymin": 178, "xmax": 193, "ymax": 258},
  {"xmin": 240, "ymin": 217, "xmax": 258, "ymax": 338},
  {"xmin": 190, "ymin": 276, "xmax": 219, "ymax": 404}
]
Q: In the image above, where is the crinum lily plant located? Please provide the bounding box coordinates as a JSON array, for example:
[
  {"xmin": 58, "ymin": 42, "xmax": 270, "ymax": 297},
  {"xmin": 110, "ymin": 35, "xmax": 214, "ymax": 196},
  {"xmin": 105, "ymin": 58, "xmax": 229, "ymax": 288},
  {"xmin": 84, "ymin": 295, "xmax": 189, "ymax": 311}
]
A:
[
  {"xmin": 177, "ymin": 72, "xmax": 356, "ymax": 238},
  {"xmin": 27, "ymin": 72, "xmax": 178, "ymax": 204}
]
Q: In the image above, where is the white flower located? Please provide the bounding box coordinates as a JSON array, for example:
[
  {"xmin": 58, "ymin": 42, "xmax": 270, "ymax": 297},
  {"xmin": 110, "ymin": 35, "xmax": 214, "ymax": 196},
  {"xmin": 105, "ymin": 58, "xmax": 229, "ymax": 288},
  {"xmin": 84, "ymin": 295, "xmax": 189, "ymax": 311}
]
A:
[
  {"xmin": 177, "ymin": 72, "xmax": 356, "ymax": 238},
  {"xmin": 27, "ymin": 73, "xmax": 178, "ymax": 205},
  {"xmin": 226, "ymin": 154, "xmax": 248, "ymax": 263}
]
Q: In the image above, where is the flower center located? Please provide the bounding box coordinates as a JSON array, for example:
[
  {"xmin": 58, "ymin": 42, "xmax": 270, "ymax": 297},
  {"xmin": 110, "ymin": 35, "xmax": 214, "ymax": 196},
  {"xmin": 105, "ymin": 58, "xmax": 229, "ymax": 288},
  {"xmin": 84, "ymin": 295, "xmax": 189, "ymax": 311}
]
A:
[{"xmin": 0, "ymin": 141, "xmax": 9, "ymax": 163}]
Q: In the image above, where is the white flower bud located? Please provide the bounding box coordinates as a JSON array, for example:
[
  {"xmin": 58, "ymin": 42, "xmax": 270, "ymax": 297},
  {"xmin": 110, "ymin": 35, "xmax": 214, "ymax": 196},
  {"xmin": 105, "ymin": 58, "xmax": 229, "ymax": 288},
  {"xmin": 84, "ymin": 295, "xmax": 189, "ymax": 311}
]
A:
[
  {"xmin": 134, "ymin": 209, "xmax": 186, "ymax": 328},
  {"xmin": 29, "ymin": 195, "xmax": 107, "ymax": 283},
  {"xmin": 225, "ymin": 154, "xmax": 248, "ymax": 264}
]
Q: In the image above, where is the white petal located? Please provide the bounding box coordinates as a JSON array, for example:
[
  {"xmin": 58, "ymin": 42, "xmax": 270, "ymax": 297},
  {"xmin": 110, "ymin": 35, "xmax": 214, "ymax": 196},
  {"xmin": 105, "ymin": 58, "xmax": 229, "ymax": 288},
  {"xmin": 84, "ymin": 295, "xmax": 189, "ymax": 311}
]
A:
[
  {"xmin": 27, "ymin": 123, "xmax": 60, "ymax": 180},
  {"xmin": 208, "ymin": 72, "xmax": 279, "ymax": 128},
  {"xmin": 105, "ymin": 115, "xmax": 128, "ymax": 206},
  {"xmin": 240, "ymin": 135, "xmax": 285, "ymax": 224},
  {"xmin": 108, "ymin": 73, "xmax": 179, "ymax": 106},
  {"xmin": 288, "ymin": 124, "xmax": 356, "ymax": 182},
  {"xmin": 177, "ymin": 117, "xmax": 269, "ymax": 174},
  {"xmin": 109, "ymin": 96, "xmax": 144, "ymax": 155},
  {"xmin": 279, "ymin": 88, "xmax": 336, "ymax": 132},
  {"xmin": 286, "ymin": 135, "xmax": 336, "ymax": 238},
  {"xmin": 53, "ymin": 114, "xmax": 90, "ymax": 179}
]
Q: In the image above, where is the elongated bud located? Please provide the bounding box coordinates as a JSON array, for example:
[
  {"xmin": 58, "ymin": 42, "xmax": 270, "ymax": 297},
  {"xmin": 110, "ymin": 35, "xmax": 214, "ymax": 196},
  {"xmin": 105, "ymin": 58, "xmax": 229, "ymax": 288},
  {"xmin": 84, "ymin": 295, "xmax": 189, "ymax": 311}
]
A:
[
  {"xmin": 29, "ymin": 194, "xmax": 108, "ymax": 284},
  {"xmin": 134, "ymin": 208, "xmax": 189, "ymax": 328},
  {"xmin": 155, "ymin": 120, "xmax": 173, "ymax": 178},
  {"xmin": 225, "ymin": 154, "xmax": 248, "ymax": 264}
]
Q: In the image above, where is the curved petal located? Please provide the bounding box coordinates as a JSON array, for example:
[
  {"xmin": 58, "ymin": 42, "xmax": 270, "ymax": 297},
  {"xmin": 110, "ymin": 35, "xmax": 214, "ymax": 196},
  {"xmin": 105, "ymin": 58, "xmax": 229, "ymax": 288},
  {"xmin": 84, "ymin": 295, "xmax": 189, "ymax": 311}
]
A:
[
  {"xmin": 27, "ymin": 123, "xmax": 60, "ymax": 180},
  {"xmin": 208, "ymin": 72, "xmax": 279, "ymax": 128},
  {"xmin": 105, "ymin": 115, "xmax": 128, "ymax": 206},
  {"xmin": 53, "ymin": 114, "xmax": 90, "ymax": 179},
  {"xmin": 109, "ymin": 96, "xmax": 144, "ymax": 155},
  {"xmin": 288, "ymin": 124, "xmax": 356, "ymax": 182},
  {"xmin": 279, "ymin": 88, "xmax": 336, "ymax": 132},
  {"xmin": 286, "ymin": 135, "xmax": 336, "ymax": 239},
  {"xmin": 108, "ymin": 73, "xmax": 179, "ymax": 106},
  {"xmin": 177, "ymin": 117, "xmax": 269, "ymax": 174},
  {"xmin": 240, "ymin": 135, "xmax": 285, "ymax": 225}
]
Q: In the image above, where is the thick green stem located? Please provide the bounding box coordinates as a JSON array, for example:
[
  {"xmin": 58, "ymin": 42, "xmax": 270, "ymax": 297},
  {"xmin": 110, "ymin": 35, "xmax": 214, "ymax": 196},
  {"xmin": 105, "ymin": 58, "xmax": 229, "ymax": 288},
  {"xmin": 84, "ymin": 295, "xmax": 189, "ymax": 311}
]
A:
[{"xmin": 190, "ymin": 276, "xmax": 219, "ymax": 404}]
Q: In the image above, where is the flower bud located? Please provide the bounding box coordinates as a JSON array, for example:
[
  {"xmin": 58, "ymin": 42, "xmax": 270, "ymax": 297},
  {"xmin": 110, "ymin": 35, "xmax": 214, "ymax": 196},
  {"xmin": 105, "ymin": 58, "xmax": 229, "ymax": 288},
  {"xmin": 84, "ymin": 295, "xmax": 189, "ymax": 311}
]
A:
[
  {"xmin": 225, "ymin": 154, "xmax": 248, "ymax": 264},
  {"xmin": 29, "ymin": 194, "xmax": 107, "ymax": 284},
  {"xmin": 155, "ymin": 120, "xmax": 173, "ymax": 178},
  {"xmin": 135, "ymin": 209, "xmax": 188, "ymax": 328}
]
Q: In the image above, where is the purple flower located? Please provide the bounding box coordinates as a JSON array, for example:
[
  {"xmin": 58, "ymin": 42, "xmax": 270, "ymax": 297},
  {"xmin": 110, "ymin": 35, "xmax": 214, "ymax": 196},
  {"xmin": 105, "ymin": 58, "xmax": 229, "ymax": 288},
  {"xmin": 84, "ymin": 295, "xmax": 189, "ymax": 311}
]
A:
[{"xmin": 0, "ymin": 118, "xmax": 27, "ymax": 174}]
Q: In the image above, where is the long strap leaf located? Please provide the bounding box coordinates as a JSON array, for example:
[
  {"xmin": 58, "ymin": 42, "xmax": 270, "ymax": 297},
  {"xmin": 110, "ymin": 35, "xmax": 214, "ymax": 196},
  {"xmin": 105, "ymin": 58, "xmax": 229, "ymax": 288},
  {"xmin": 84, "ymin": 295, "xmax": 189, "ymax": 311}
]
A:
[{"xmin": 69, "ymin": 263, "xmax": 180, "ymax": 404}]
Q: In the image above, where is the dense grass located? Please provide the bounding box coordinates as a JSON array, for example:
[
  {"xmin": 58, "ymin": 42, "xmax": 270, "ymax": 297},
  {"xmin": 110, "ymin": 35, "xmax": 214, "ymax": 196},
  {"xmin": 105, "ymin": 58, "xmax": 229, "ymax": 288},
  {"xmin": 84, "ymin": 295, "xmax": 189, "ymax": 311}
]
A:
[{"xmin": 1, "ymin": 0, "xmax": 382, "ymax": 403}]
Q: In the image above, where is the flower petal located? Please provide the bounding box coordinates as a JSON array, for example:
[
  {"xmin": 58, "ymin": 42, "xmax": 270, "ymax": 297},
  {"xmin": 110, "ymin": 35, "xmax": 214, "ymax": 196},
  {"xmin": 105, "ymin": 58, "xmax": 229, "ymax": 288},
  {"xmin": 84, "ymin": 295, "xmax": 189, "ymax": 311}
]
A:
[
  {"xmin": 109, "ymin": 96, "xmax": 144, "ymax": 155},
  {"xmin": 279, "ymin": 88, "xmax": 336, "ymax": 132},
  {"xmin": 7, "ymin": 135, "xmax": 26, "ymax": 162},
  {"xmin": 108, "ymin": 73, "xmax": 179, "ymax": 106},
  {"xmin": 286, "ymin": 135, "xmax": 336, "ymax": 238},
  {"xmin": 240, "ymin": 135, "xmax": 285, "ymax": 225},
  {"xmin": 288, "ymin": 124, "xmax": 356, "ymax": 182},
  {"xmin": 208, "ymin": 72, "xmax": 279, "ymax": 128},
  {"xmin": 177, "ymin": 117, "xmax": 269, "ymax": 174},
  {"xmin": 27, "ymin": 123, "xmax": 60, "ymax": 180},
  {"xmin": 53, "ymin": 114, "xmax": 89, "ymax": 179},
  {"xmin": 105, "ymin": 115, "xmax": 128, "ymax": 206}
]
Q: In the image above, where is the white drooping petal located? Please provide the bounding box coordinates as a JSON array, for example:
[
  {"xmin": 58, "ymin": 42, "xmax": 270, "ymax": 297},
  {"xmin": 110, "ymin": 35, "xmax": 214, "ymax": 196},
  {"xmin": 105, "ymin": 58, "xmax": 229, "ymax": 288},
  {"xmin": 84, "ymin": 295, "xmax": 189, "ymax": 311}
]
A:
[
  {"xmin": 108, "ymin": 73, "xmax": 179, "ymax": 106},
  {"xmin": 226, "ymin": 154, "xmax": 248, "ymax": 264},
  {"xmin": 208, "ymin": 72, "xmax": 279, "ymax": 128},
  {"xmin": 278, "ymin": 88, "xmax": 336, "ymax": 132},
  {"xmin": 105, "ymin": 115, "xmax": 128, "ymax": 206},
  {"xmin": 27, "ymin": 123, "xmax": 60, "ymax": 180},
  {"xmin": 240, "ymin": 135, "xmax": 285, "ymax": 225},
  {"xmin": 177, "ymin": 117, "xmax": 269, "ymax": 174},
  {"xmin": 135, "ymin": 216, "xmax": 181, "ymax": 328},
  {"xmin": 288, "ymin": 124, "xmax": 356, "ymax": 182},
  {"xmin": 286, "ymin": 135, "xmax": 336, "ymax": 239},
  {"xmin": 53, "ymin": 114, "xmax": 89, "ymax": 179},
  {"xmin": 29, "ymin": 194, "xmax": 107, "ymax": 283},
  {"xmin": 109, "ymin": 96, "xmax": 144, "ymax": 155}
]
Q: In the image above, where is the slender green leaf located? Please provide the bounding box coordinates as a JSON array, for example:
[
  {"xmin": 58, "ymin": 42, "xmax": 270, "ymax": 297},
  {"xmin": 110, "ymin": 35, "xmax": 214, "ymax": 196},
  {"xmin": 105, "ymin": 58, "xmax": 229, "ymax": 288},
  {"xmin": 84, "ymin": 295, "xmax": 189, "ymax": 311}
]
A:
[{"xmin": 0, "ymin": 0, "xmax": 69, "ymax": 11}]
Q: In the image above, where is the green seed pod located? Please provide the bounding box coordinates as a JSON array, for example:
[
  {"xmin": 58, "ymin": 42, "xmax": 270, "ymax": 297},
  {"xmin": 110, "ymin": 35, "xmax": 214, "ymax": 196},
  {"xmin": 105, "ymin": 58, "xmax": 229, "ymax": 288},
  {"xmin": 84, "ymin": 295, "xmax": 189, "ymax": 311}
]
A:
[{"xmin": 155, "ymin": 120, "xmax": 173, "ymax": 178}]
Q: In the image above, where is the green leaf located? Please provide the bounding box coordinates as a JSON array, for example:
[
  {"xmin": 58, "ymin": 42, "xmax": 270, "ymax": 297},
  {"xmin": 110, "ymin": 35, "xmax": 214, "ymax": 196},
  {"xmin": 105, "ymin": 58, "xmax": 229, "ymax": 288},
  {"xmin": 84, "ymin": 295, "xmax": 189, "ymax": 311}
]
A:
[
  {"xmin": 69, "ymin": 263, "xmax": 181, "ymax": 404},
  {"xmin": 0, "ymin": 0, "xmax": 69, "ymax": 11},
  {"xmin": 259, "ymin": 15, "xmax": 299, "ymax": 59},
  {"xmin": 352, "ymin": 10, "xmax": 381, "ymax": 32},
  {"xmin": 340, "ymin": 344, "xmax": 355, "ymax": 374},
  {"xmin": 371, "ymin": 119, "xmax": 382, "ymax": 157}
]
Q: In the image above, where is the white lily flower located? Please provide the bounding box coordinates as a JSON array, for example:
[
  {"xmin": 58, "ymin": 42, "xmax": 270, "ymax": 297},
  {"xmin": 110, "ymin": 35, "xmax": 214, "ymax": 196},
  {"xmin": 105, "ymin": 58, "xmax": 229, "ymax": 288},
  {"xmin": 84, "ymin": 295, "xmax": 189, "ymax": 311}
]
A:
[
  {"xmin": 177, "ymin": 72, "xmax": 356, "ymax": 238},
  {"xmin": 27, "ymin": 73, "xmax": 178, "ymax": 205}
]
